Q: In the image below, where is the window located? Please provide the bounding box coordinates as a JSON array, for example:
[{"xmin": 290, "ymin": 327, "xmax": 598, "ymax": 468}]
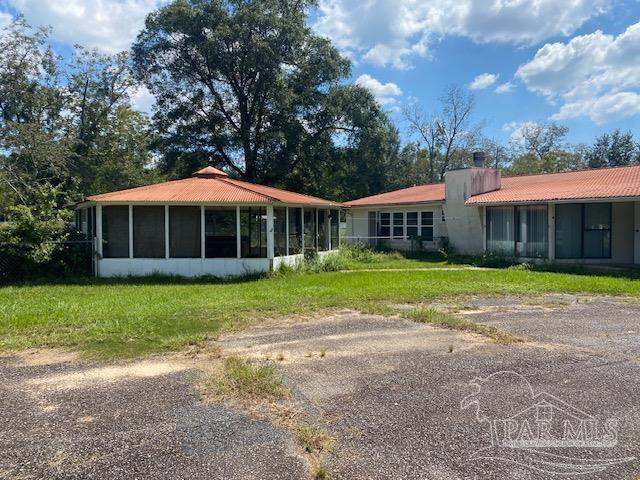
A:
[
  {"xmin": 288, "ymin": 207, "xmax": 302, "ymax": 254},
  {"xmin": 170, "ymin": 206, "xmax": 201, "ymax": 258},
  {"xmin": 486, "ymin": 206, "xmax": 515, "ymax": 256},
  {"xmin": 274, "ymin": 208, "xmax": 287, "ymax": 257},
  {"xmin": 80, "ymin": 208, "xmax": 88, "ymax": 235},
  {"xmin": 584, "ymin": 204, "xmax": 611, "ymax": 258},
  {"xmin": 240, "ymin": 207, "xmax": 266, "ymax": 258},
  {"xmin": 407, "ymin": 212, "xmax": 418, "ymax": 238},
  {"xmin": 379, "ymin": 213, "xmax": 390, "ymax": 238},
  {"xmin": 304, "ymin": 208, "xmax": 317, "ymax": 252},
  {"xmin": 517, "ymin": 205, "xmax": 548, "ymax": 258},
  {"xmin": 420, "ymin": 212, "xmax": 434, "ymax": 241},
  {"xmin": 393, "ymin": 212, "xmax": 404, "ymax": 238},
  {"xmin": 556, "ymin": 203, "xmax": 611, "ymax": 259},
  {"xmin": 330, "ymin": 210, "xmax": 339, "ymax": 249},
  {"xmin": 206, "ymin": 208, "xmax": 237, "ymax": 258},
  {"xmin": 102, "ymin": 206, "xmax": 129, "ymax": 258}
]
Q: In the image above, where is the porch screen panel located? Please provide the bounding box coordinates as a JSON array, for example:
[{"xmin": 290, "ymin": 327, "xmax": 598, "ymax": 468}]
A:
[
  {"xmin": 318, "ymin": 210, "xmax": 328, "ymax": 251},
  {"xmin": 133, "ymin": 206, "xmax": 165, "ymax": 258},
  {"xmin": 206, "ymin": 208, "xmax": 237, "ymax": 258},
  {"xmin": 584, "ymin": 203, "xmax": 611, "ymax": 258},
  {"xmin": 240, "ymin": 207, "xmax": 267, "ymax": 258},
  {"xmin": 288, "ymin": 208, "xmax": 302, "ymax": 254},
  {"xmin": 555, "ymin": 204, "xmax": 582, "ymax": 258},
  {"xmin": 525, "ymin": 205, "xmax": 548, "ymax": 258},
  {"xmin": 304, "ymin": 208, "xmax": 317, "ymax": 252},
  {"xmin": 169, "ymin": 206, "xmax": 201, "ymax": 258},
  {"xmin": 330, "ymin": 210, "xmax": 339, "ymax": 249},
  {"xmin": 486, "ymin": 206, "xmax": 514, "ymax": 256},
  {"xmin": 274, "ymin": 208, "xmax": 287, "ymax": 257},
  {"xmin": 102, "ymin": 206, "xmax": 129, "ymax": 258}
]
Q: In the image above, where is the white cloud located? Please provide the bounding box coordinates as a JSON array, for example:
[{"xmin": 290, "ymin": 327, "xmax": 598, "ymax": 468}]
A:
[
  {"xmin": 8, "ymin": 0, "xmax": 162, "ymax": 53},
  {"xmin": 131, "ymin": 85, "xmax": 155, "ymax": 114},
  {"xmin": 495, "ymin": 82, "xmax": 515, "ymax": 94},
  {"xmin": 502, "ymin": 120, "xmax": 538, "ymax": 144},
  {"xmin": 313, "ymin": 0, "xmax": 609, "ymax": 68},
  {"xmin": 470, "ymin": 73, "xmax": 499, "ymax": 90},
  {"xmin": 0, "ymin": 11, "xmax": 12, "ymax": 29},
  {"xmin": 517, "ymin": 21, "xmax": 640, "ymax": 123},
  {"xmin": 355, "ymin": 74, "xmax": 403, "ymax": 106}
]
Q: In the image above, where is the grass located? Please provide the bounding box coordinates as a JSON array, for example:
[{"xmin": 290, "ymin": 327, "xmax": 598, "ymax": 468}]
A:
[
  {"xmin": 202, "ymin": 356, "xmax": 288, "ymax": 401},
  {"xmin": 296, "ymin": 423, "xmax": 336, "ymax": 454},
  {"xmin": 2, "ymin": 250, "xmax": 640, "ymax": 357},
  {"xmin": 404, "ymin": 308, "xmax": 524, "ymax": 344}
]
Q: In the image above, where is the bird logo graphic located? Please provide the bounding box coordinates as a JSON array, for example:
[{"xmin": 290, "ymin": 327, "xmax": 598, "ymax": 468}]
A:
[{"xmin": 461, "ymin": 371, "xmax": 635, "ymax": 475}]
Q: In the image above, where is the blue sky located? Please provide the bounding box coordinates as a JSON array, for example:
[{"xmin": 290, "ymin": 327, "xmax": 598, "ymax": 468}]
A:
[{"xmin": 1, "ymin": 0, "xmax": 639, "ymax": 146}]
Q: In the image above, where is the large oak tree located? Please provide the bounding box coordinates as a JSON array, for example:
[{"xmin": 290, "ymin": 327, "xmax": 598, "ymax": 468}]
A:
[{"xmin": 132, "ymin": 0, "xmax": 399, "ymax": 198}]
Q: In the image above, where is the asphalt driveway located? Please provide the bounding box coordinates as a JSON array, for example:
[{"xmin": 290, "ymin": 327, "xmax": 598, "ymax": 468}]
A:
[{"xmin": 1, "ymin": 295, "xmax": 639, "ymax": 479}]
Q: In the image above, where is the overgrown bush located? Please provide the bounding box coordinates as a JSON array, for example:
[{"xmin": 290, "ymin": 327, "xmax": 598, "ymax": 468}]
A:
[{"xmin": 0, "ymin": 185, "xmax": 89, "ymax": 283}]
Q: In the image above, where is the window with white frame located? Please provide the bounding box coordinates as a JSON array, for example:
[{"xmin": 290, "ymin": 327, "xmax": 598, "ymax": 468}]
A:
[
  {"xmin": 392, "ymin": 212, "xmax": 404, "ymax": 238},
  {"xmin": 407, "ymin": 212, "xmax": 418, "ymax": 238},
  {"xmin": 379, "ymin": 213, "xmax": 390, "ymax": 237},
  {"xmin": 421, "ymin": 212, "xmax": 434, "ymax": 241}
]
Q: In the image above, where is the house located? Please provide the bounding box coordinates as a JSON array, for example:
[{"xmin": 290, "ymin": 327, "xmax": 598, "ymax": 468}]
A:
[
  {"xmin": 345, "ymin": 154, "xmax": 640, "ymax": 265},
  {"xmin": 76, "ymin": 167, "xmax": 342, "ymax": 277}
]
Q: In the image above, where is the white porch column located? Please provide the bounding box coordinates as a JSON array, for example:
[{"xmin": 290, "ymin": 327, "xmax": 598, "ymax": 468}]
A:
[
  {"xmin": 236, "ymin": 206, "xmax": 241, "ymax": 258},
  {"xmin": 164, "ymin": 205, "xmax": 170, "ymax": 259},
  {"xmin": 634, "ymin": 201, "xmax": 640, "ymax": 265},
  {"xmin": 128, "ymin": 205, "xmax": 133, "ymax": 259},
  {"xmin": 267, "ymin": 205, "xmax": 275, "ymax": 259},
  {"xmin": 200, "ymin": 206, "xmax": 206, "ymax": 259},
  {"xmin": 548, "ymin": 203, "xmax": 556, "ymax": 261}
]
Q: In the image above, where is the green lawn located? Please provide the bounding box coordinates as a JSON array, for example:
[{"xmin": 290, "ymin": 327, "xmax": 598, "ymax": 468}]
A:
[{"xmin": 1, "ymin": 255, "xmax": 639, "ymax": 358}]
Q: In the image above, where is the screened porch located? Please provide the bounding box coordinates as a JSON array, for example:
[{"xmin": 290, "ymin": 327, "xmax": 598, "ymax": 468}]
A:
[{"xmin": 81, "ymin": 204, "xmax": 340, "ymax": 277}]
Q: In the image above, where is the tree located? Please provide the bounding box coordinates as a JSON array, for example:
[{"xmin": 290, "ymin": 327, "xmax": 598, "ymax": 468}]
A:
[
  {"xmin": 132, "ymin": 0, "xmax": 392, "ymax": 190},
  {"xmin": 438, "ymin": 85, "xmax": 477, "ymax": 178},
  {"xmin": 0, "ymin": 18, "xmax": 154, "ymax": 206},
  {"xmin": 403, "ymin": 85, "xmax": 478, "ymax": 182},
  {"xmin": 587, "ymin": 130, "xmax": 639, "ymax": 169},
  {"xmin": 0, "ymin": 19, "xmax": 72, "ymax": 205}
]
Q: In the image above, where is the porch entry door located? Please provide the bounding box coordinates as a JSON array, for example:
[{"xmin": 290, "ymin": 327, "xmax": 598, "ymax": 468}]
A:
[{"xmin": 368, "ymin": 211, "xmax": 377, "ymax": 247}]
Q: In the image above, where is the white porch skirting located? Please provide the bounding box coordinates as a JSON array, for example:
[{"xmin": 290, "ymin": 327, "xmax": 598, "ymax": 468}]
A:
[{"xmin": 97, "ymin": 250, "xmax": 338, "ymax": 278}]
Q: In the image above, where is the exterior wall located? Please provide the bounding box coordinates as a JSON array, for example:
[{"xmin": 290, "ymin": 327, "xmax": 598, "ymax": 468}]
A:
[
  {"xmin": 271, "ymin": 250, "xmax": 337, "ymax": 270},
  {"xmin": 98, "ymin": 258, "xmax": 270, "ymax": 278},
  {"xmin": 444, "ymin": 168, "xmax": 499, "ymax": 255},
  {"xmin": 346, "ymin": 204, "xmax": 447, "ymax": 252}
]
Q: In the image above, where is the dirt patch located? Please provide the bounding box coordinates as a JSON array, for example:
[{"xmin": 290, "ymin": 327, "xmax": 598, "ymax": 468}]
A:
[
  {"xmin": 26, "ymin": 358, "xmax": 192, "ymax": 391},
  {"xmin": 7, "ymin": 348, "xmax": 81, "ymax": 367}
]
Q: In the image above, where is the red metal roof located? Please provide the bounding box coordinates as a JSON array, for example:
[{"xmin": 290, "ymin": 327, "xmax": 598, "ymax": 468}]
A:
[
  {"xmin": 344, "ymin": 183, "xmax": 445, "ymax": 206},
  {"xmin": 86, "ymin": 171, "xmax": 341, "ymax": 206},
  {"xmin": 467, "ymin": 165, "xmax": 640, "ymax": 204}
]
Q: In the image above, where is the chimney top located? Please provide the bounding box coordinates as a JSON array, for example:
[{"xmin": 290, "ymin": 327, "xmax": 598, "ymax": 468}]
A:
[{"xmin": 473, "ymin": 151, "xmax": 486, "ymax": 168}]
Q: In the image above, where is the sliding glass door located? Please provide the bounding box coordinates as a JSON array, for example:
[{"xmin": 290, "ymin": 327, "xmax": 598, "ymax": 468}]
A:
[{"xmin": 486, "ymin": 205, "xmax": 548, "ymax": 258}]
